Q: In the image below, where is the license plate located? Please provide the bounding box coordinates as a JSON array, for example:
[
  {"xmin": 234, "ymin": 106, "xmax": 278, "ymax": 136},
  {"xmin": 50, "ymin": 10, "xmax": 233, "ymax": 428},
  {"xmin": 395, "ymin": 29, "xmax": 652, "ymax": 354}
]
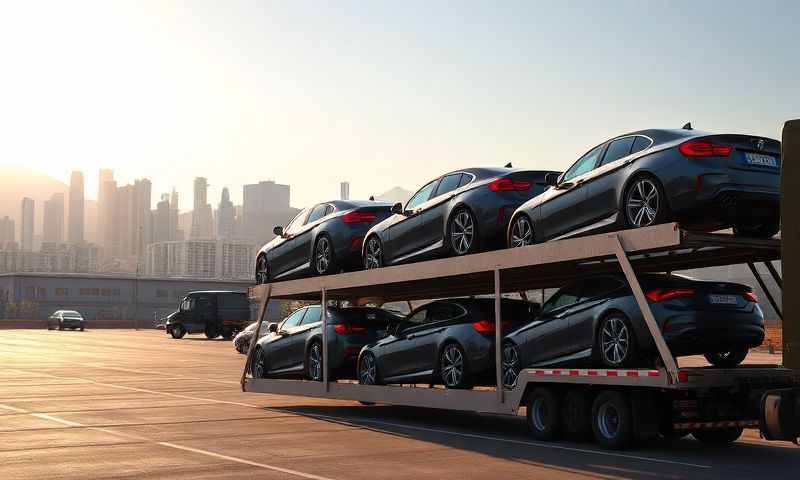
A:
[
  {"xmin": 744, "ymin": 152, "xmax": 778, "ymax": 167},
  {"xmin": 708, "ymin": 294, "xmax": 738, "ymax": 305}
]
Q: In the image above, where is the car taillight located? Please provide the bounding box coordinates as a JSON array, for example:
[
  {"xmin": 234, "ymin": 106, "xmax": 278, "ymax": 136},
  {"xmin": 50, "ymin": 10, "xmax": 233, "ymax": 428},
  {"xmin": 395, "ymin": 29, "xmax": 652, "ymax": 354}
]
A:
[
  {"xmin": 743, "ymin": 291, "xmax": 759, "ymax": 303},
  {"xmin": 471, "ymin": 319, "xmax": 511, "ymax": 334},
  {"xmin": 678, "ymin": 140, "xmax": 732, "ymax": 157},
  {"xmin": 334, "ymin": 324, "xmax": 367, "ymax": 334},
  {"xmin": 342, "ymin": 211, "xmax": 377, "ymax": 223},
  {"xmin": 488, "ymin": 178, "xmax": 531, "ymax": 192},
  {"xmin": 645, "ymin": 288, "xmax": 696, "ymax": 302}
]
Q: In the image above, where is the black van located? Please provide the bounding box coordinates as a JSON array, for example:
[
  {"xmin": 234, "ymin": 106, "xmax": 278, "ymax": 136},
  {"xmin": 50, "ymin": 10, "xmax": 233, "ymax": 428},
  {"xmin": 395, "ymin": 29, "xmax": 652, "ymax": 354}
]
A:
[{"xmin": 165, "ymin": 291, "xmax": 252, "ymax": 340}]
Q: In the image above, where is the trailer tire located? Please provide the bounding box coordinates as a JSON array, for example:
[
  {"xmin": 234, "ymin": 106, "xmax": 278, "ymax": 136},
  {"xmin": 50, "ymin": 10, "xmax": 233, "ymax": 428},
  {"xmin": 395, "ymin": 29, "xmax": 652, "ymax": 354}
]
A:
[
  {"xmin": 692, "ymin": 427, "xmax": 743, "ymax": 445},
  {"xmin": 592, "ymin": 391, "xmax": 633, "ymax": 450},
  {"xmin": 562, "ymin": 389, "xmax": 593, "ymax": 441},
  {"xmin": 526, "ymin": 387, "xmax": 562, "ymax": 441}
]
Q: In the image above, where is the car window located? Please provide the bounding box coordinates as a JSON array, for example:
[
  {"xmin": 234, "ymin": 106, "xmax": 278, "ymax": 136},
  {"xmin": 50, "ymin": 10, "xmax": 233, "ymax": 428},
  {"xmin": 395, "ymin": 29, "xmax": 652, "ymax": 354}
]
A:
[
  {"xmin": 405, "ymin": 308, "xmax": 428, "ymax": 325},
  {"xmin": 600, "ymin": 137, "xmax": 636, "ymax": 166},
  {"xmin": 284, "ymin": 209, "xmax": 308, "ymax": 234},
  {"xmin": 324, "ymin": 204, "xmax": 335, "ymax": 216},
  {"xmin": 281, "ymin": 308, "xmax": 306, "ymax": 329},
  {"xmin": 580, "ymin": 278, "xmax": 625, "ymax": 299},
  {"xmin": 429, "ymin": 302, "xmax": 467, "ymax": 322},
  {"xmin": 563, "ymin": 145, "xmax": 603, "ymax": 182},
  {"xmin": 306, "ymin": 204, "xmax": 329, "ymax": 225},
  {"xmin": 541, "ymin": 286, "xmax": 582, "ymax": 314},
  {"xmin": 630, "ymin": 136, "xmax": 653, "ymax": 155},
  {"xmin": 180, "ymin": 297, "xmax": 194, "ymax": 311},
  {"xmin": 458, "ymin": 173, "xmax": 475, "ymax": 188},
  {"xmin": 300, "ymin": 306, "xmax": 321, "ymax": 325},
  {"xmin": 435, "ymin": 174, "xmax": 462, "ymax": 197},
  {"xmin": 405, "ymin": 180, "xmax": 439, "ymax": 211}
]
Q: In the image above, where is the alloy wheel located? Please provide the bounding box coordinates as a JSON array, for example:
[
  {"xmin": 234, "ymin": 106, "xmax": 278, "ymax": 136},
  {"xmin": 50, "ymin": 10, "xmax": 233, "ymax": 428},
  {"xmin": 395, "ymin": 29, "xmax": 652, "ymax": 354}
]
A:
[
  {"xmin": 359, "ymin": 354, "xmax": 377, "ymax": 385},
  {"xmin": 253, "ymin": 350, "xmax": 267, "ymax": 378},
  {"xmin": 315, "ymin": 237, "xmax": 332, "ymax": 274},
  {"xmin": 600, "ymin": 317, "xmax": 629, "ymax": 366},
  {"xmin": 441, "ymin": 344, "xmax": 464, "ymax": 387},
  {"xmin": 255, "ymin": 256, "xmax": 269, "ymax": 284},
  {"xmin": 308, "ymin": 343, "xmax": 323, "ymax": 381},
  {"xmin": 502, "ymin": 343, "xmax": 520, "ymax": 389},
  {"xmin": 450, "ymin": 210, "xmax": 474, "ymax": 255},
  {"xmin": 364, "ymin": 237, "xmax": 382, "ymax": 270},
  {"xmin": 626, "ymin": 178, "xmax": 660, "ymax": 227},
  {"xmin": 510, "ymin": 216, "xmax": 533, "ymax": 248}
]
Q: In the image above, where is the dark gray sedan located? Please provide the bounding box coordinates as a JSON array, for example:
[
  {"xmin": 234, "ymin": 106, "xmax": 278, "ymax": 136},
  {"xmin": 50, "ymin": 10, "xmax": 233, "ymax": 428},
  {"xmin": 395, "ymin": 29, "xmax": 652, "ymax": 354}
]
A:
[{"xmin": 507, "ymin": 127, "xmax": 781, "ymax": 247}]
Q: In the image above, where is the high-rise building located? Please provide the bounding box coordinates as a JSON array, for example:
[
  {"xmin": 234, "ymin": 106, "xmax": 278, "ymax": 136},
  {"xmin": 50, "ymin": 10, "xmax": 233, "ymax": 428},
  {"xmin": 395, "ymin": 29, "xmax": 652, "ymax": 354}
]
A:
[
  {"xmin": 43, "ymin": 193, "xmax": 65, "ymax": 242},
  {"xmin": 190, "ymin": 177, "xmax": 214, "ymax": 239},
  {"xmin": 113, "ymin": 184, "xmax": 133, "ymax": 257},
  {"xmin": 68, "ymin": 171, "xmax": 85, "ymax": 244},
  {"xmin": 242, "ymin": 180, "xmax": 292, "ymax": 245},
  {"xmin": 133, "ymin": 178, "xmax": 152, "ymax": 257},
  {"xmin": 217, "ymin": 187, "xmax": 236, "ymax": 239},
  {"xmin": 20, "ymin": 197, "xmax": 34, "ymax": 251},
  {"xmin": 0, "ymin": 216, "xmax": 15, "ymax": 248},
  {"xmin": 153, "ymin": 193, "xmax": 179, "ymax": 243},
  {"xmin": 144, "ymin": 239, "xmax": 255, "ymax": 279},
  {"xmin": 340, "ymin": 181, "xmax": 350, "ymax": 200},
  {"xmin": 97, "ymin": 169, "xmax": 115, "ymax": 251}
]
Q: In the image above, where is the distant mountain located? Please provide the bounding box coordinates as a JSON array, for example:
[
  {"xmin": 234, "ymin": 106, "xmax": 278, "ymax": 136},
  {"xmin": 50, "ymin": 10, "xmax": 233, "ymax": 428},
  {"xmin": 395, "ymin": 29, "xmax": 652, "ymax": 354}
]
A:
[
  {"xmin": 0, "ymin": 166, "xmax": 69, "ymax": 237},
  {"xmin": 375, "ymin": 186, "xmax": 413, "ymax": 206}
]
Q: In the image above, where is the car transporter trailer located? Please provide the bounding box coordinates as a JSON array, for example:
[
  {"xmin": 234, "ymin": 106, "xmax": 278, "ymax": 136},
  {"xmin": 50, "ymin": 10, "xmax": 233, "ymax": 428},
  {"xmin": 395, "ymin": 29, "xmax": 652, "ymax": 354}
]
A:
[{"xmin": 241, "ymin": 121, "xmax": 800, "ymax": 450}]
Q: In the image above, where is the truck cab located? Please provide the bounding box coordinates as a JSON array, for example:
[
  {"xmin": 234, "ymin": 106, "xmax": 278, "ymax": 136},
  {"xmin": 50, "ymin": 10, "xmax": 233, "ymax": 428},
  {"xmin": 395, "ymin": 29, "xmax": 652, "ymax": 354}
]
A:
[{"xmin": 165, "ymin": 291, "xmax": 252, "ymax": 340}]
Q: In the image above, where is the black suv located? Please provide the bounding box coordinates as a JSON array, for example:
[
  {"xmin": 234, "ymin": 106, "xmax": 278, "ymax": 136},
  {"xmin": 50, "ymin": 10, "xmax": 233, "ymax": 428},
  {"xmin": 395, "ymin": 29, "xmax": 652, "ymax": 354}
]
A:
[{"xmin": 165, "ymin": 291, "xmax": 252, "ymax": 340}]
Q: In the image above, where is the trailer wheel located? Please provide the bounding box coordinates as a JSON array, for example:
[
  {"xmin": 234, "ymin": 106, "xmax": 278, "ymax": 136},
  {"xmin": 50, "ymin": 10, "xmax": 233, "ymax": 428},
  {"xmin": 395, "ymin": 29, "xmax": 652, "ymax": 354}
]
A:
[
  {"xmin": 562, "ymin": 389, "xmax": 593, "ymax": 441},
  {"xmin": 592, "ymin": 391, "xmax": 633, "ymax": 450},
  {"xmin": 692, "ymin": 427, "xmax": 743, "ymax": 445},
  {"xmin": 526, "ymin": 387, "xmax": 562, "ymax": 441}
]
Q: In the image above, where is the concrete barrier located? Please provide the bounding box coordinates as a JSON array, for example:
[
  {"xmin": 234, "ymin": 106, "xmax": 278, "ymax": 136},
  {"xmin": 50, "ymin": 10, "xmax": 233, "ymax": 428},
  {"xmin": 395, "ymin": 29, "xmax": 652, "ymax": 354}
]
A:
[
  {"xmin": 783, "ymin": 119, "xmax": 799, "ymax": 368},
  {"xmin": 0, "ymin": 319, "xmax": 159, "ymax": 329}
]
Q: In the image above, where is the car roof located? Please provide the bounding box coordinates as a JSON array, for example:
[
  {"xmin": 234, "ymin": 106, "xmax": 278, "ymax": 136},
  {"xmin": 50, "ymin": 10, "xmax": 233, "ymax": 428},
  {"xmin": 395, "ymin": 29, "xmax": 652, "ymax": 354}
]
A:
[{"xmin": 187, "ymin": 290, "xmax": 247, "ymax": 295}]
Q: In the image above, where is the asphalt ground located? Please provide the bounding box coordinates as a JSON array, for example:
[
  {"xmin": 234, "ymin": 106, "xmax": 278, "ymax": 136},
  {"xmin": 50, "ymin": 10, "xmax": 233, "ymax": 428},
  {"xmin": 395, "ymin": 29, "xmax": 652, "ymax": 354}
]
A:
[{"xmin": 0, "ymin": 329, "xmax": 797, "ymax": 479}]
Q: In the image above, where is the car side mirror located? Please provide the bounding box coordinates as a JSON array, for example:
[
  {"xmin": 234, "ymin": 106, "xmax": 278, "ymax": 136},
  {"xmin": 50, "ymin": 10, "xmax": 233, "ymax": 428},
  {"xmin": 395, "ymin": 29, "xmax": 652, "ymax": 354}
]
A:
[
  {"xmin": 267, "ymin": 323, "xmax": 278, "ymax": 333},
  {"xmin": 273, "ymin": 225, "xmax": 284, "ymax": 236},
  {"xmin": 529, "ymin": 303, "xmax": 542, "ymax": 317},
  {"xmin": 545, "ymin": 172, "xmax": 560, "ymax": 187},
  {"xmin": 391, "ymin": 202, "xmax": 403, "ymax": 215}
]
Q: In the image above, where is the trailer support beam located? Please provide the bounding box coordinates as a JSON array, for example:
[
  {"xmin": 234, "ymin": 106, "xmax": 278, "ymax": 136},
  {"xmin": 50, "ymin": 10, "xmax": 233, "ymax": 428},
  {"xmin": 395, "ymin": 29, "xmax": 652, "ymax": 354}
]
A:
[
  {"xmin": 782, "ymin": 118, "xmax": 799, "ymax": 368},
  {"xmin": 612, "ymin": 234, "xmax": 679, "ymax": 383},
  {"xmin": 494, "ymin": 268, "xmax": 503, "ymax": 404},
  {"xmin": 242, "ymin": 283, "xmax": 271, "ymax": 390},
  {"xmin": 322, "ymin": 287, "xmax": 329, "ymax": 392},
  {"xmin": 748, "ymin": 263, "xmax": 783, "ymax": 320}
]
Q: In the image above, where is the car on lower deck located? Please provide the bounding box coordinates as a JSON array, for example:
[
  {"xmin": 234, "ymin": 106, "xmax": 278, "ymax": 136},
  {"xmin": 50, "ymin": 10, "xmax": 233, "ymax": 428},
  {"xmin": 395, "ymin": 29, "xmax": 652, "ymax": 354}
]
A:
[
  {"xmin": 47, "ymin": 310, "xmax": 85, "ymax": 331},
  {"xmin": 255, "ymin": 200, "xmax": 392, "ymax": 283},
  {"xmin": 357, "ymin": 298, "xmax": 538, "ymax": 389},
  {"xmin": 362, "ymin": 167, "xmax": 559, "ymax": 269},
  {"xmin": 501, "ymin": 273, "xmax": 765, "ymax": 388},
  {"xmin": 252, "ymin": 305, "xmax": 401, "ymax": 380},
  {"xmin": 508, "ymin": 127, "xmax": 781, "ymax": 248}
]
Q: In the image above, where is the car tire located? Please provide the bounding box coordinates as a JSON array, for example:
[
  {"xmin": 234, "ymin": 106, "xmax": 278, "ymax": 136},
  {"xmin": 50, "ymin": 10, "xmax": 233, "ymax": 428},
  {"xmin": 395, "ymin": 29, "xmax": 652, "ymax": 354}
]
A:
[
  {"xmin": 501, "ymin": 342, "xmax": 521, "ymax": 389},
  {"xmin": 733, "ymin": 219, "xmax": 780, "ymax": 239},
  {"xmin": 447, "ymin": 208, "xmax": 478, "ymax": 256},
  {"xmin": 692, "ymin": 427, "xmax": 743, "ymax": 445},
  {"xmin": 313, "ymin": 234, "xmax": 337, "ymax": 276},
  {"xmin": 306, "ymin": 341, "xmax": 324, "ymax": 382},
  {"xmin": 170, "ymin": 324, "xmax": 186, "ymax": 339},
  {"xmin": 592, "ymin": 391, "xmax": 633, "ymax": 450},
  {"xmin": 562, "ymin": 389, "xmax": 593, "ymax": 441},
  {"xmin": 79, "ymin": 326, "xmax": 84, "ymax": 332},
  {"xmin": 363, "ymin": 235, "xmax": 383, "ymax": 270},
  {"xmin": 704, "ymin": 348, "xmax": 749, "ymax": 368},
  {"xmin": 205, "ymin": 324, "xmax": 220, "ymax": 339},
  {"xmin": 358, "ymin": 352, "xmax": 381, "ymax": 386},
  {"xmin": 596, "ymin": 313, "xmax": 637, "ymax": 368},
  {"xmin": 623, "ymin": 175, "xmax": 669, "ymax": 229},
  {"xmin": 255, "ymin": 254, "xmax": 270, "ymax": 284},
  {"xmin": 509, "ymin": 214, "xmax": 535, "ymax": 248},
  {"xmin": 252, "ymin": 348, "xmax": 269, "ymax": 379},
  {"xmin": 221, "ymin": 327, "xmax": 234, "ymax": 340},
  {"xmin": 526, "ymin": 387, "xmax": 562, "ymax": 441},
  {"xmin": 439, "ymin": 342, "xmax": 471, "ymax": 389},
  {"xmin": 58, "ymin": 321, "xmax": 64, "ymax": 331}
]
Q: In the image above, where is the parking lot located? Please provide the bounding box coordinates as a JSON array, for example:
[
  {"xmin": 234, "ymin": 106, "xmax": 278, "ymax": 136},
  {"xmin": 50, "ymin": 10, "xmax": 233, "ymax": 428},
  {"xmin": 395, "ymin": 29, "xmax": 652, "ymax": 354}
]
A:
[{"xmin": 1, "ymin": 329, "xmax": 797, "ymax": 480}]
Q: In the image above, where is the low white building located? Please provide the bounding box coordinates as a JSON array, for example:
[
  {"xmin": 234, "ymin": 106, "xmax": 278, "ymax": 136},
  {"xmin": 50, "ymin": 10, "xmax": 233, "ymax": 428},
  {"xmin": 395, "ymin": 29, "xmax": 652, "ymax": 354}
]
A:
[{"xmin": 144, "ymin": 239, "xmax": 255, "ymax": 280}]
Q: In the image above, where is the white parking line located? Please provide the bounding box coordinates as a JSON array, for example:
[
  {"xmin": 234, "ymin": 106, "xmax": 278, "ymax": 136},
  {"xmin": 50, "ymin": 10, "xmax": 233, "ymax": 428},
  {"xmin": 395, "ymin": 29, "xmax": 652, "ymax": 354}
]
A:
[
  {"xmin": 0, "ymin": 401, "xmax": 335, "ymax": 480},
  {"xmin": 8, "ymin": 369, "xmax": 713, "ymax": 470}
]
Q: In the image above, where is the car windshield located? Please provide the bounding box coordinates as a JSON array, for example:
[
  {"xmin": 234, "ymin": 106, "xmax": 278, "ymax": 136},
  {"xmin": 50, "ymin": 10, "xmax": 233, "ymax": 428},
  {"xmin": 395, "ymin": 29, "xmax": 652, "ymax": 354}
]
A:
[{"xmin": 62, "ymin": 312, "xmax": 82, "ymax": 319}]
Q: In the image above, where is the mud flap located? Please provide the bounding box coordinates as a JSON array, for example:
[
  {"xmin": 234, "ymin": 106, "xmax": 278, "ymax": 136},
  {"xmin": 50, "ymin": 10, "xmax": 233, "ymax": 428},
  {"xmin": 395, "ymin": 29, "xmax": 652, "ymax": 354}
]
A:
[{"xmin": 760, "ymin": 388, "xmax": 800, "ymax": 443}]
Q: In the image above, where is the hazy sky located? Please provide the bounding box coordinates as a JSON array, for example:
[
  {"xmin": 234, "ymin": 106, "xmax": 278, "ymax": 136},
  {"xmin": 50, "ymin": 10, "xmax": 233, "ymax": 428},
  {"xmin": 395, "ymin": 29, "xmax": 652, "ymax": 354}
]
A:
[{"xmin": 0, "ymin": 1, "xmax": 797, "ymax": 210}]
